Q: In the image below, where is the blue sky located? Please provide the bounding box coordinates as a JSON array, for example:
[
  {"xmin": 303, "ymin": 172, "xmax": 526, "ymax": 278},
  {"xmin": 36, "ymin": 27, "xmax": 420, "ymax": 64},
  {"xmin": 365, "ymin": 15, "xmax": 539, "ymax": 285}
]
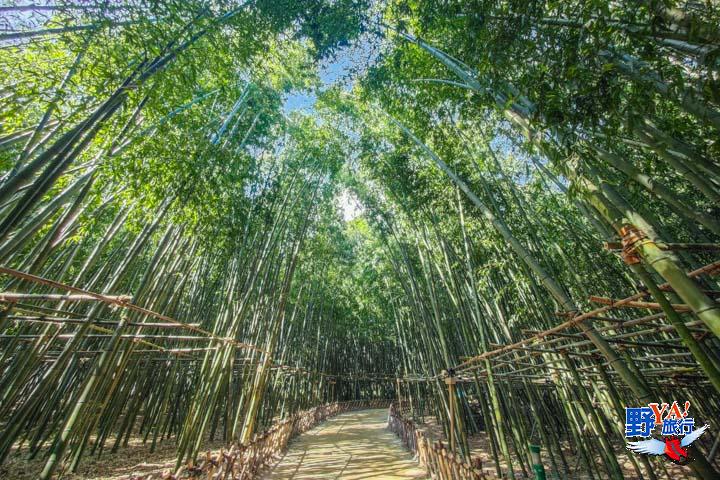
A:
[
  {"xmin": 282, "ymin": 51, "xmax": 353, "ymax": 112},
  {"xmin": 281, "ymin": 35, "xmax": 380, "ymax": 221},
  {"xmin": 283, "ymin": 36, "xmax": 377, "ymax": 114},
  {"xmin": 283, "ymin": 50, "xmax": 363, "ymax": 220}
]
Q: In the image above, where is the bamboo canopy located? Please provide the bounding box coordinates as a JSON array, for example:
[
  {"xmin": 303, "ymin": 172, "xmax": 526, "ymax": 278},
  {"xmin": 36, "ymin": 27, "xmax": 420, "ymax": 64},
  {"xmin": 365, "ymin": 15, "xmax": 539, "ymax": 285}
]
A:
[{"xmin": 1, "ymin": 1, "xmax": 720, "ymax": 479}]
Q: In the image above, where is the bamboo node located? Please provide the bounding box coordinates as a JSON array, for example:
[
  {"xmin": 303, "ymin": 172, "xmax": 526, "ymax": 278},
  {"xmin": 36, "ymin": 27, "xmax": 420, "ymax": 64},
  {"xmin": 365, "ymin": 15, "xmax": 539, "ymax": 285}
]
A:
[{"xmin": 619, "ymin": 225, "xmax": 646, "ymax": 265}]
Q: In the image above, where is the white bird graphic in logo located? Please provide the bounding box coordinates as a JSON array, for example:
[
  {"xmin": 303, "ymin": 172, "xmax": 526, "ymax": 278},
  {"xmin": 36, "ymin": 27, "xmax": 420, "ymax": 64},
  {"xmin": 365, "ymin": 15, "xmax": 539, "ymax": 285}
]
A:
[{"xmin": 627, "ymin": 424, "xmax": 709, "ymax": 463}]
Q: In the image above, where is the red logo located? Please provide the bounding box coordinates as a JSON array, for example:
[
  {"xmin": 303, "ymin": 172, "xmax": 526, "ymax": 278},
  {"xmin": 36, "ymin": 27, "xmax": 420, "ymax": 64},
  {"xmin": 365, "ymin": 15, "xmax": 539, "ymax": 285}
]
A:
[{"xmin": 663, "ymin": 437, "xmax": 688, "ymax": 463}]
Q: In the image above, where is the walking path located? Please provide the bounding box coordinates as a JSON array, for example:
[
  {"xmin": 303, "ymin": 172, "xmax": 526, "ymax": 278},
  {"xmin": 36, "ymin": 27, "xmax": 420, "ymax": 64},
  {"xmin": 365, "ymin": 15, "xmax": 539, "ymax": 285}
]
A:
[{"xmin": 261, "ymin": 408, "xmax": 427, "ymax": 479}]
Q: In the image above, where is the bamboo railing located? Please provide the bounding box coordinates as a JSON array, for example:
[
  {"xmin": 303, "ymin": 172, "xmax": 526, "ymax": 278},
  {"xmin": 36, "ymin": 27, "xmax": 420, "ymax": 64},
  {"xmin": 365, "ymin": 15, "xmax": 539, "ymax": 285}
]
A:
[
  {"xmin": 0, "ymin": 266, "xmax": 398, "ymax": 381},
  {"xmin": 396, "ymin": 259, "xmax": 720, "ymax": 385},
  {"xmin": 388, "ymin": 402, "xmax": 484, "ymax": 480},
  {"xmin": 153, "ymin": 399, "xmax": 391, "ymax": 480}
]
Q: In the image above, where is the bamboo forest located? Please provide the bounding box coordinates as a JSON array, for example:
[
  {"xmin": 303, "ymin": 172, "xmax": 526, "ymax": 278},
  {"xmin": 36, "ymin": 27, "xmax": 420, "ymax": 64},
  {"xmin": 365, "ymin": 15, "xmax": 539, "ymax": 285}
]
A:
[{"xmin": 2, "ymin": 1, "xmax": 720, "ymax": 479}]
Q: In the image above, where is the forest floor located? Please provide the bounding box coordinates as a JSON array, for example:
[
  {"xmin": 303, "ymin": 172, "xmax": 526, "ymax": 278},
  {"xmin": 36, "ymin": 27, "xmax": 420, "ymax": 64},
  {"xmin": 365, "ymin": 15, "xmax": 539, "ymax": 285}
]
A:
[
  {"xmin": 261, "ymin": 408, "xmax": 427, "ymax": 479},
  {"xmin": 416, "ymin": 416, "xmax": 709, "ymax": 479},
  {"xmin": 2, "ymin": 435, "xmax": 228, "ymax": 479},
  {"xmin": 3, "ymin": 409, "xmax": 426, "ymax": 479}
]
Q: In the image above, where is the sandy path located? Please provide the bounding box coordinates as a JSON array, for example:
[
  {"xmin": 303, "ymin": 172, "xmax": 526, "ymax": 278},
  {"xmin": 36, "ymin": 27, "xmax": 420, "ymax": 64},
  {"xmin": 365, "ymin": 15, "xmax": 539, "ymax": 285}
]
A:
[{"xmin": 261, "ymin": 409, "xmax": 427, "ymax": 479}]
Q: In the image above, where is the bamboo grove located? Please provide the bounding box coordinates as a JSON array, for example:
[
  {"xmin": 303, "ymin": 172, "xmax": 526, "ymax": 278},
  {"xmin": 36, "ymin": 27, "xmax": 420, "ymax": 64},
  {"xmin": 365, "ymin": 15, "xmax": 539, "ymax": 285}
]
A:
[{"xmin": 1, "ymin": 1, "xmax": 720, "ymax": 479}]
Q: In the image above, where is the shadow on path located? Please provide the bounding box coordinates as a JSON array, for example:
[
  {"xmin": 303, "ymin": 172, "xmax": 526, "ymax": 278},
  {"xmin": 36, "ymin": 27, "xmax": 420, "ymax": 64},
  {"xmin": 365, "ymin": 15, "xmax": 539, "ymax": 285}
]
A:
[{"xmin": 262, "ymin": 409, "xmax": 427, "ymax": 479}]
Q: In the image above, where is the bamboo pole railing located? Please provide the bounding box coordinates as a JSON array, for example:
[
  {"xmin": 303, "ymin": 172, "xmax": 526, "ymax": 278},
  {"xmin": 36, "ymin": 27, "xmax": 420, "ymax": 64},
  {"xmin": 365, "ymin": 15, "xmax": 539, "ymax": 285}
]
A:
[
  {"xmin": 441, "ymin": 259, "xmax": 720, "ymax": 381},
  {"xmin": 0, "ymin": 266, "xmax": 270, "ymax": 354},
  {"xmin": 388, "ymin": 402, "xmax": 485, "ymax": 480},
  {"xmin": 151, "ymin": 399, "xmax": 392, "ymax": 480},
  {"xmin": 0, "ymin": 267, "xmax": 401, "ymax": 382}
]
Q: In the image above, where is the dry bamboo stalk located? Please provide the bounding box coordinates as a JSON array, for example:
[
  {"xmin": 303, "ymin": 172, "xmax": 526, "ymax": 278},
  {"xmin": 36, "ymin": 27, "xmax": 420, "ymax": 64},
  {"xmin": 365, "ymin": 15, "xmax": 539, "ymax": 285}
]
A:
[
  {"xmin": 589, "ymin": 295, "xmax": 691, "ymax": 312},
  {"xmin": 0, "ymin": 292, "xmax": 133, "ymax": 302},
  {"xmin": 0, "ymin": 266, "xmax": 270, "ymax": 354},
  {"xmin": 452, "ymin": 260, "xmax": 720, "ymax": 376}
]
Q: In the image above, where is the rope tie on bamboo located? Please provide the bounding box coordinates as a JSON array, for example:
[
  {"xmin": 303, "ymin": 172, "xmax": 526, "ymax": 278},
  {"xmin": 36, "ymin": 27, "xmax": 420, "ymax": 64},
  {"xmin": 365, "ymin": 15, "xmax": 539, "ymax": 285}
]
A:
[{"xmin": 619, "ymin": 225, "xmax": 647, "ymax": 265}]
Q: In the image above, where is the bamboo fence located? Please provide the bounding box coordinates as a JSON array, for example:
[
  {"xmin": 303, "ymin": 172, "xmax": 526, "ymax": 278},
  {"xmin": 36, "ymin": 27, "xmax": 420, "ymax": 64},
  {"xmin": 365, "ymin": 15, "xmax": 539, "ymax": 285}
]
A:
[
  {"xmin": 388, "ymin": 402, "xmax": 484, "ymax": 480},
  {"xmin": 142, "ymin": 400, "xmax": 391, "ymax": 480}
]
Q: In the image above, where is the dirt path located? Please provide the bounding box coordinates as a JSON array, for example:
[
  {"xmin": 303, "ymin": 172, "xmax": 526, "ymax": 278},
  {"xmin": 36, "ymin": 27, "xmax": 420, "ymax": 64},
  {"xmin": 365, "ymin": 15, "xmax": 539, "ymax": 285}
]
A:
[{"xmin": 261, "ymin": 409, "xmax": 427, "ymax": 480}]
